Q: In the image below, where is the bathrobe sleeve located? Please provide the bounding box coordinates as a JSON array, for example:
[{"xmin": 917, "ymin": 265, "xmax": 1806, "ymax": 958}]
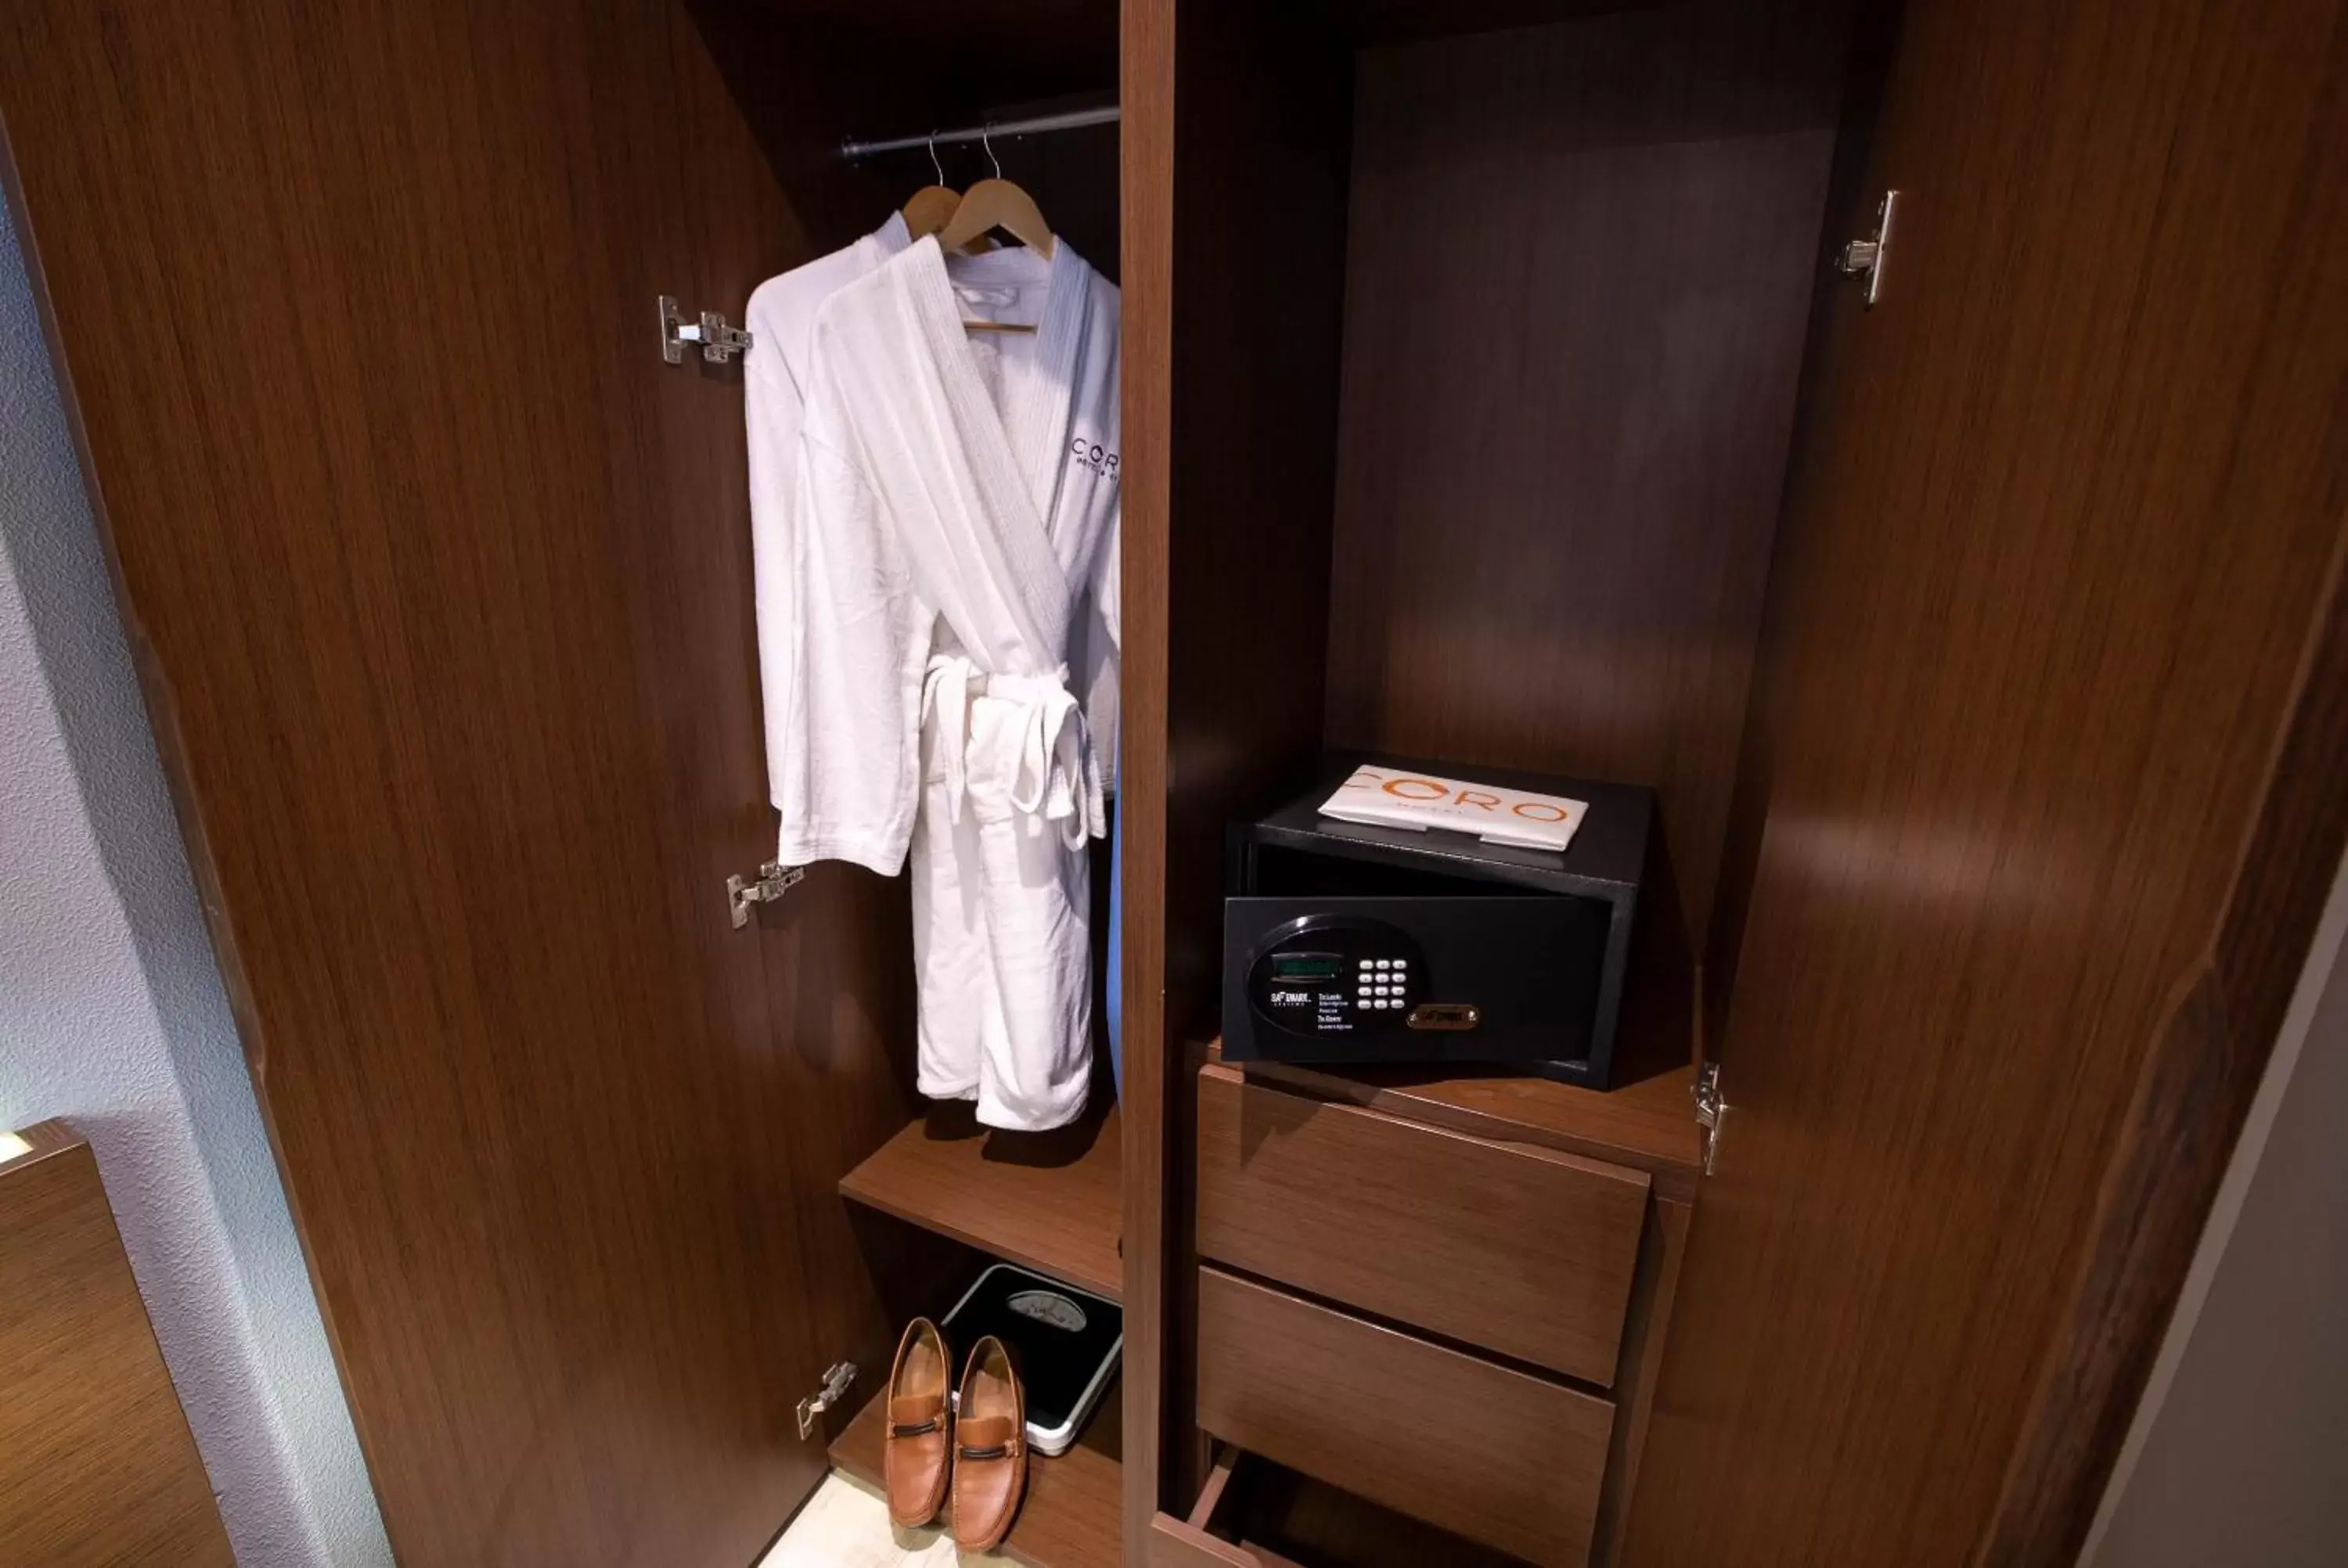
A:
[
  {"xmin": 774, "ymin": 369, "xmax": 933, "ymax": 876},
  {"xmin": 745, "ymin": 329, "xmax": 807, "ymax": 828}
]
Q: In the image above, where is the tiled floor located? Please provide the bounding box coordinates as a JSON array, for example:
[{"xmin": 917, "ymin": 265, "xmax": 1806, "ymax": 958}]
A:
[{"xmin": 760, "ymin": 1473, "xmax": 1011, "ymax": 1567}]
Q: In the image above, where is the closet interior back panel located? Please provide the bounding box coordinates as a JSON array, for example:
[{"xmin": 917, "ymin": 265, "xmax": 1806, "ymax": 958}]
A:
[{"xmin": 1323, "ymin": 0, "xmax": 1857, "ymax": 968}]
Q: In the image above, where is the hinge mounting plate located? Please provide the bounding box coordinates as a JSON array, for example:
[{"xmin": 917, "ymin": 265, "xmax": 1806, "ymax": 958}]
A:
[
  {"xmin": 1835, "ymin": 189, "xmax": 1899, "ymax": 306},
  {"xmin": 1694, "ymin": 1061, "xmax": 1730, "ymax": 1177},
  {"xmin": 659, "ymin": 293, "xmax": 754, "ymax": 365},
  {"xmin": 727, "ymin": 860, "xmax": 805, "ymax": 927},
  {"xmin": 796, "ymin": 1361, "xmax": 858, "ymax": 1440}
]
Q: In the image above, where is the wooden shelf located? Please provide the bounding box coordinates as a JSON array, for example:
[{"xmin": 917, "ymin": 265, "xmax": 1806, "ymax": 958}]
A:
[
  {"xmin": 839, "ymin": 1105, "xmax": 1123, "ymax": 1302},
  {"xmin": 830, "ymin": 1375, "xmax": 1123, "ymax": 1568}
]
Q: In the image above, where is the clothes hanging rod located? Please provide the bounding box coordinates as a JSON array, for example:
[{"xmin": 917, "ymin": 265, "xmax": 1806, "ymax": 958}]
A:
[{"xmin": 840, "ymin": 105, "xmax": 1120, "ymax": 162}]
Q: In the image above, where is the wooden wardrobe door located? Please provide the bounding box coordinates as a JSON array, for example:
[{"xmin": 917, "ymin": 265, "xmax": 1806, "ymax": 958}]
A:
[
  {"xmin": 1631, "ymin": 1, "xmax": 2348, "ymax": 1565},
  {"xmin": 0, "ymin": 2, "xmax": 908, "ymax": 1562}
]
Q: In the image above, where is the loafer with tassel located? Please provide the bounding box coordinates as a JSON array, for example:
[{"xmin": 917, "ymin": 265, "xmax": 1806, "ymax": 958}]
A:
[
  {"xmin": 883, "ymin": 1318, "xmax": 953, "ymax": 1528},
  {"xmin": 949, "ymin": 1335, "xmax": 1028, "ymax": 1552}
]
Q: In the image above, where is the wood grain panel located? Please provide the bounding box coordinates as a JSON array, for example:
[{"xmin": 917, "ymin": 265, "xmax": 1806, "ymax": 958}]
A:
[
  {"xmin": 1219, "ymin": 1044, "xmax": 1704, "ymax": 1201},
  {"xmin": 1323, "ymin": 0, "xmax": 1856, "ymax": 952},
  {"xmin": 1986, "ymin": 370, "xmax": 2348, "ymax": 1552},
  {"xmin": 1158, "ymin": 6, "xmax": 1354, "ymax": 1051},
  {"xmin": 1121, "ymin": 0, "xmax": 1356, "ymax": 1548},
  {"xmin": 0, "ymin": 2, "xmax": 918, "ymax": 1559},
  {"xmin": 0, "ymin": 1124, "xmax": 232, "ymax": 1566},
  {"xmin": 1197, "ymin": 1064, "xmax": 1648, "ymax": 1382},
  {"xmin": 1118, "ymin": 2, "xmax": 1179, "ymax": 1555},
  {"xmin": 1196, "ymin": 1267, "xmax": 1613, "ymax": 1566},
  {"xmin": 1342, "ymin": 0, "xmax": 1679, "ymax": 46},
  {"xmin": 1626, "ymin": 0, "xmax": 2348, "ymax": 1563},
  {"xmin": 710, "ymin": 0, "xmax": 1116, "ymax": 117},
  {"xmin": 1592, "ymin": 1196, "xmax": 1689, "ymax": 1567}
]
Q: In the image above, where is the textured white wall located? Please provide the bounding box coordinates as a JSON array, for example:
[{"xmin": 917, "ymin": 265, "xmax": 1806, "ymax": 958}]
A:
[{"xmin": 0, "ymin": 198, "xmax": 392, "ymax": 1564}]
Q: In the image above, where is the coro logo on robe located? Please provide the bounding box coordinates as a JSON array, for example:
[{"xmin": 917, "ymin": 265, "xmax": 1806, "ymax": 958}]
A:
[
  {"xmin": 1070, "ymin": 435, "xmax": 1121, "ymax": 479},
  {"xmin": 1007, "ymin": 1289, "xmax": 1090, "ymax": 1333}
]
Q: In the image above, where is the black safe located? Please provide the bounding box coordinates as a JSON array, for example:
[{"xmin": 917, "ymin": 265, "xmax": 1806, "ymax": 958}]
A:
[{"xmin": 1223, "ymin": 754, "xmax": 1657, "ymax": 1090}]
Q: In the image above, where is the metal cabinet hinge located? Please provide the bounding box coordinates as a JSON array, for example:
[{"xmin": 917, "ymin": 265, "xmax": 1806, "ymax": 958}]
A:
[
  {"xmin": 1835, "ymin": 189, "xmax": 1899, "ymax": 306},
  {"xmin": 659, "ymin": 293, "xmax": 754, "ymax": 364},
  {"xmin": 796, "ymin": 1361, "xmax": 859, "ymax": 1440},
  {"xmin": 1693, "ymin": 1061, "xmax": 1730, "ymax": 1177},
  {"xmin": 727, "ymin": 860, "xmax": 805, "ymax": 927}
]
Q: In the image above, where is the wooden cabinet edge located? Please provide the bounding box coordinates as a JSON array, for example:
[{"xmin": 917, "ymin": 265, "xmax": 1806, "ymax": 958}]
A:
[
  {"xmin": 1201, "ymin": 1045, "xmax": 1704, "ymax": 1203},
  {"xmin": 0, "ymin": 1117, "xmax": 85, "ymax": 1173},
  {"xmin": 1593, "ymin": 1195, "xmax": 1694, "ymax": 1566},
  {"xmin": 1151, "ymin": 1512, "xmax": 1295, "ymax": 1568}
]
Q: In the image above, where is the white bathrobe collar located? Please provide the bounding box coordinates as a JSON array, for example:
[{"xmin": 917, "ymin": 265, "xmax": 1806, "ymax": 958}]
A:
[{"xmin": 895, "ymin": 236, "xmax": 1095, "ymax": 670}]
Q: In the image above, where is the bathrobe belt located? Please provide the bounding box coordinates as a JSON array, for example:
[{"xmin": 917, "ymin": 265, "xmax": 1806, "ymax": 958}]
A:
[{"xmin": 922, "ymin": 653, "xmax": 1107, "ymax": 850}]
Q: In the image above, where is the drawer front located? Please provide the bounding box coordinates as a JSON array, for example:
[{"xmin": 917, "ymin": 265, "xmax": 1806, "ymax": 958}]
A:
[
  {"xmin": 1197, "ymin": 1065, "xmax": 1649, "ymax": 1383},
  {"xmin": 1196, "ymin": 1267, "xmax": 1614, "ymax": 1567},
  {"xmin": 1150, "ymin": 1516, "xmax": 1274, "ymax": 1568}
]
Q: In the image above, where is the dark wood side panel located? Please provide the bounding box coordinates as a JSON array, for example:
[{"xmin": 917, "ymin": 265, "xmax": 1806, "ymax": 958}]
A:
[
  {"xmin": 1982, "ymin": 236, "xmax": 2348, "ymax": 1559},
  {"xmin": 1122, "ymin": 0, "xmax": 1356, "ymax": 1549},
  {"xmin": 1158, "ymin": 4, "xmax": 1355, "ymax": 1043},
  {"xmin": 1120, "ymin": 0, "xmax": 1179, "ymax": 1555},
  {"xmin": 0, "ymin": 1124, "xmax": 232, "ymax": 1566},
  {"xmin": 1196, "ymin": 1064, "xmax": 1649, "ymax": 1383},
  {"xmin": 1323, "ymin": 0, "xmax": 1856, "ymax": 953},
  {"xmin": 1591, "ymin": 1196, "xmax": 1689, "ymax": 1567},
  {"xmin": 1627, "ymin": 0, "xmax": 2348, "ymax": 1563},
  {"xmin": 1196, "ymin": 1267, "xmax": 1613, "ymax": 1566},
  {"xmin": 0, "ymin": 2, "xmax": 915, "ymax": 1559}
]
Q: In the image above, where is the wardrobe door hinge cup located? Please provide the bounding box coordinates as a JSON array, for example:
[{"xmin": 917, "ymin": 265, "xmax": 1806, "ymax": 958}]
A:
[
  {"xmin": 1835, "ymin": 189, "xmax": 1899, "ymax": 306},
  {"xmin": 797, "ymin": 1361, "xmax": 859, "ymax": 1440},
  {"xmin": 727, "ymin": 861, "xmax": 805, "ymax": 927},
  {"xmin": 659, "ymin": 293, "xmax": 754, "ymax": 364},
  {"xmin": 1694, "ymin": 1061, "xmax": 1730, "ymax": 1177}
]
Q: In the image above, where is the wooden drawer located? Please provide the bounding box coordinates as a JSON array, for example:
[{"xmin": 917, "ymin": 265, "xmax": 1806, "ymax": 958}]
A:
[
  {"xmin": 1153, "ymin": 1444, "xmax": 1532, "ymax": 1568},
  {"xmin": 1148, "ymin": 1450, "xmax": 1298, "ymax": 1568},
  {"xmin": 1195, "ymin": 1267, "xmax": 1614, "ymax": 1566},
  {"xmin": 1197, "ymin": 1063, "xmax": 1650, "ymax": 1383}
]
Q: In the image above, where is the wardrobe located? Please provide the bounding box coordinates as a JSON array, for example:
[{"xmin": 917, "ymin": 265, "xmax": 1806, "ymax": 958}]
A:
[{"xmin": 3, "ymin": 0, "xmax": 2342, "ymax": 1563}]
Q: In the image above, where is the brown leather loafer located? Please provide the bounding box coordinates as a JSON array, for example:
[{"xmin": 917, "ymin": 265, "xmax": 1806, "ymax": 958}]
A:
[
  {"xmin": 883, "ymin": 1318, "xmax": 952, "ymax": 1528},
  {"xmin": 949, "ymin": 1335, "xmax": 1027, "ymax": 1552}
]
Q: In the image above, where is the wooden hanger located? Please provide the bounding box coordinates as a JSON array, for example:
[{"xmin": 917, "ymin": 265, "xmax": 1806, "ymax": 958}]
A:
[
  {"xmin": 949, "ymin": 202, "xmax": 1043, "ymax": 333},
  {"xmin": 901, "ymin": 133, "xmax": 964, "ymax": 242},
  {"xmin": 902, "ymin": 183, "xmax": 960, "ymax": 239},
  {"xmin": 935, "ymin": 128, "xmax": 1046, "ymax": 334},
  {"xmin": 906, "ymin": 186, "xmax": 998, "ymax": 255},
  {"xmin": 939, "ymin": 177, "xmax": 1055, "ymax": 261},
  {"xmin": 942, "ymin": 125, "xmax": 1053, "ymax": 258}
]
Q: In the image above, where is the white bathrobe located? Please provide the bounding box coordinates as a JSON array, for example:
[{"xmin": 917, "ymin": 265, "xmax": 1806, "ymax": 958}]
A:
[
  {"xmin": 744, "ymin": 213, "xmax": 910, "ymax": 851},
  {"xmin": 781, "ymin": 237, "xmax": 1120, "ymax": 1131}
]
